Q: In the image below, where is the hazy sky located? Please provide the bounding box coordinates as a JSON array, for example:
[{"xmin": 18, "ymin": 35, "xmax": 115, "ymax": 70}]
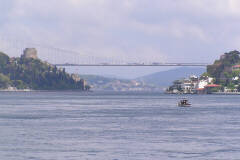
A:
[{"xmin": 1, "ymin": 0, "xmax": 240, "ymax": 78}]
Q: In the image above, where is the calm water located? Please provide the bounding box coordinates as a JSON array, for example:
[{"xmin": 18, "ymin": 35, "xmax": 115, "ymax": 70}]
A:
[{"xmin": 0, "ymin": 91, "xmax": 240, "ymax": 160}]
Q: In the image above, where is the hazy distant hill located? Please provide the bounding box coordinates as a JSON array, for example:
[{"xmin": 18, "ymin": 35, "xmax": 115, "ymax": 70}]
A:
[
  {"xmin": 79, "ymin": 75, "xmax": 124, "ymax": 85},
  {"xmin": 136, "ymin": 67, "xmax": 206, "ymax": 87},
  {"xmin": 79, "ymin": 67, "xmax": 206, "ymax": 91},
  {"xmin": 79, "ymin": 74, "xmax": 159, "ymax": 91}
]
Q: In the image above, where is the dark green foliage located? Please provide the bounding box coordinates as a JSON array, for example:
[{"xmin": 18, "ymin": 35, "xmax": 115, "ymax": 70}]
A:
[
  {"xmin": 0, "ymin": 52, "xmax": 10, "ymax": 74},
  {"xmin": 13, "ymin": 80, "xmax": 27, "ymax": 89},
  {"xmin": 0, "ymin": 73, "xmax": 11, "ymax": 89},
  {"xmin": 0, "ymin": 51, "xmax": 88, "ymax": 90}
]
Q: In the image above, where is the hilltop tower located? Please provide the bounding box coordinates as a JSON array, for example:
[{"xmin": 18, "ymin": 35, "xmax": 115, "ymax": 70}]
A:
[{"xmin": 22, "ymin": 48, "xmax": 38, "ymax": 59}]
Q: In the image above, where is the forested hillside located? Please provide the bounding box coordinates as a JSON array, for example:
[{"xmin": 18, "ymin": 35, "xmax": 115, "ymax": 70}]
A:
[
  {"xmin": 0, "ymin": 51, "xmax": 89, "ymax": 90},
  {"xmin": 207, "ymin": 50, "xmax": 240, "ymax": 89}
]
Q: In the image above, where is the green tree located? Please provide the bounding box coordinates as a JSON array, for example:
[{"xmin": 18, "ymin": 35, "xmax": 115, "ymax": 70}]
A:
[{"xmin": 0, "ymin": 73, "xmax": 11, "ymax": 89}]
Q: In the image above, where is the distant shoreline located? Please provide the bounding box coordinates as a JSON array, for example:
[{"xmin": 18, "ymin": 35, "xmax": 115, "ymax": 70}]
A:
[
  {"xmin": 0, "ymin": 89, "xmax": 92, "ymax": 92},
  {"xmin": 0, "ymin": 89, "xmax": 32, "ymax": 92},
  {"xmin": 211, "ymin": 92, "xmax": 240, "ymax": 95},
  {"xmin": 165, "ymin": 92, "xmax": 240, "ymax": 95}
]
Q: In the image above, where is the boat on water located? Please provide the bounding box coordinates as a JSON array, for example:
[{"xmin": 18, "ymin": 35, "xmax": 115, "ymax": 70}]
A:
[{"xmin": 178, "ymin": 99, "xmax": 191, "ymax": 107}]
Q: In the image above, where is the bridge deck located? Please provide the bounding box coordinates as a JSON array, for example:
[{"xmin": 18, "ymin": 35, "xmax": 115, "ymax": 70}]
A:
[{"xmin": 55, "ymin": 63, "xmax": 209, "ymax": 67}]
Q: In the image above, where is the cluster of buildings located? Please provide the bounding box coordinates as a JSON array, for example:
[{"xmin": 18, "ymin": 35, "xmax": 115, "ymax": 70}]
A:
[
  {"xmin": 90, "ymin": 79, "xmax": 158, "ymax": 91},
  {"xmin": 166, "ymin": 75, "xmax": 221, "ymax": 94}
]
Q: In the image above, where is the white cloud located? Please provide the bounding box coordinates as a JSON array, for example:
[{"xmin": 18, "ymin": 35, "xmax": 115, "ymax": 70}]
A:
[
  {"xmin": 182, "ymin": 0, "xmax": 240, "ymax": 17},
  {"xmin": 0, "ymin": 0, "xmax": 240, "ymax": 64}
]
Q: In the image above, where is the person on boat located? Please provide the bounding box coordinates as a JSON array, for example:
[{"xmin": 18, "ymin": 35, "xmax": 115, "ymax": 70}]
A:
[
  {"xmin": 180, "ymin": 99, "xmax": 190, "ymax": 105},
  {"xmin": 181, "ymin": 100, "xmax": 186, "ymax": 105}
]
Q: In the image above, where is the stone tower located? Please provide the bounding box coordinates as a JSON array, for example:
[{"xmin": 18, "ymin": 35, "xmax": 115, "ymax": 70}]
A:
[{"xmin": 22, "ymin": 48, "xmax": 38, "ymax": 59}]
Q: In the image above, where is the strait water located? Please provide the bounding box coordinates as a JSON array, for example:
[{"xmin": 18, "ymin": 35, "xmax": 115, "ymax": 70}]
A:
[{"xmin": 0, "ymin": 91, "xmax": 240, "ymax": 160}]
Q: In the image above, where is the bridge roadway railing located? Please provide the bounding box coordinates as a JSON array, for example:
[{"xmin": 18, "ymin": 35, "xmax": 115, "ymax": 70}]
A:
[{"xmin": 54, "ymin": 63, "xmax": 210, "ymax": 67}]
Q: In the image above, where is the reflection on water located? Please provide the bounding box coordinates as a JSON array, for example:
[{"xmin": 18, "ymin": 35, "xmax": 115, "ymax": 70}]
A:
[{"xmin": 0, "ymin": 91, "xmax": 240, "ymax": 160}]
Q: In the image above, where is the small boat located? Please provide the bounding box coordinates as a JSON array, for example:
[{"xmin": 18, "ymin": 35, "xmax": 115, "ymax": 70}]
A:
[{"xmin": 178, "ymin": 99, "xmax": 191, "ymax": 107}]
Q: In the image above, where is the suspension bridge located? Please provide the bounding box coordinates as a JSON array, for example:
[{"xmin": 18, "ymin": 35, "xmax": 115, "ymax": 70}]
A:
[{"xmin": 0, "ymin": 36, "xmax": 210, "ymax": 67}]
